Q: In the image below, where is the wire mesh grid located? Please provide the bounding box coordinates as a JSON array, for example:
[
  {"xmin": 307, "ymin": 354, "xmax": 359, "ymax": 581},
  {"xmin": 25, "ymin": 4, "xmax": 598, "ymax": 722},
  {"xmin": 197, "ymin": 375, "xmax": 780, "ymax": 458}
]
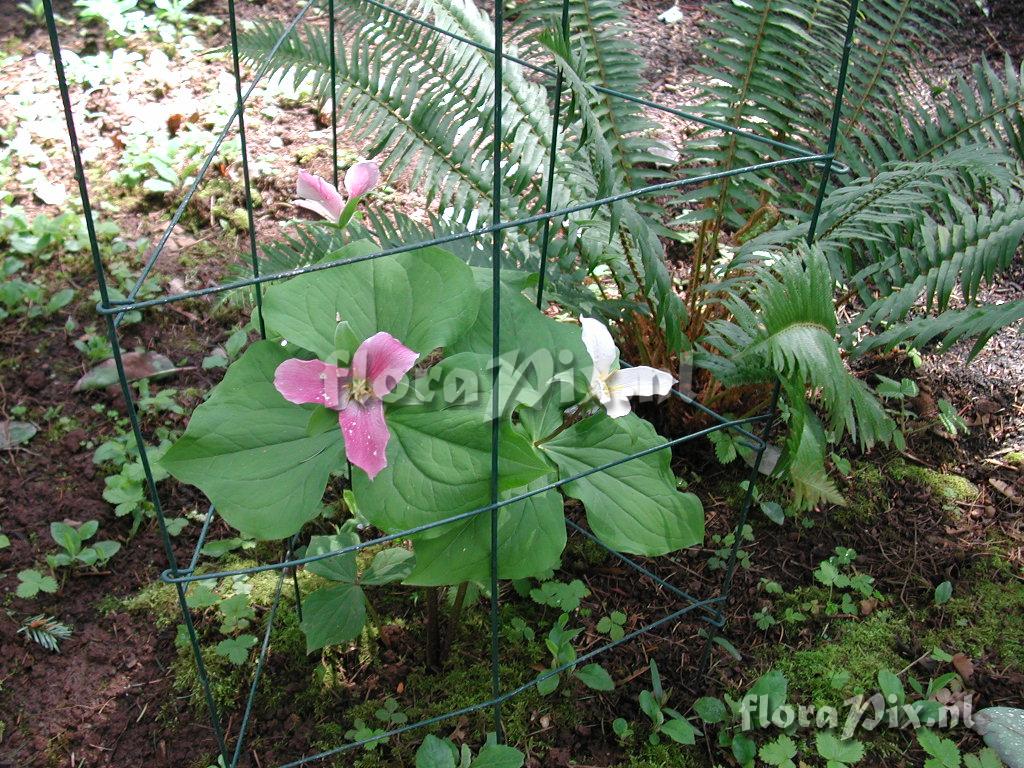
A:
[{"xmin": 41, "ymin": 0, "xmax": 860, "ymax": 763}]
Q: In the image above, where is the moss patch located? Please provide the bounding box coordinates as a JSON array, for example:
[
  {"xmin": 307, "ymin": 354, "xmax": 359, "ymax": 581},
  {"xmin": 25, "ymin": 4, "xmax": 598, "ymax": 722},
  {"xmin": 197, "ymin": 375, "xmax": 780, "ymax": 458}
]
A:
[
  {"xmin": 609, "ymin": 741, "xmax": 704, "ymax": 767},
  {"xmin": 774, "ymin": 611, "xmax": 910, "ymax": 709},
  {"xmin": 1004, "ymin": 451, "xmax": 1024, "ymax": 467},
  {"xmin": 889, "ymin": 460, "xmax": 978, "ymax": 502},
  {"xmin": 834, "ymin": 461, "xmax": 886, "ymax": 525},
  {"xmin": 924, "ymin": 565, "xmax": 1024, "ymax": 670}
]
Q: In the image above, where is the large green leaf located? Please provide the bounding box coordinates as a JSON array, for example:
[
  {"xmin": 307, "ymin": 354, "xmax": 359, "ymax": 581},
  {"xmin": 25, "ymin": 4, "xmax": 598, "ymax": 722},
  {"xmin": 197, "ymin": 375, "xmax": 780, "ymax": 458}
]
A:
[
  {"xmin": 306, "ymin": 531, "xmax": 359, "ymax": 583},
  {"xmin": 262, "ymin": 241, "xmax": 481, "ymax": 359},
  {"xmin": 406, "ymin": 477, "xmax": 566, "ymax": 585},
  {"xmin": 162, "ymin": 342, "xmax": 344, "ymax": 540},
  {"xmin": 541, "ymin": 414, "xmax": 703, "ymax": 555},
  {"xmin": 353, "ymin": 402, "xmax": 551, "ymax": 538},
  {"xmin": 449, "ymin": 284, "xmax": 590, "ymax": 415},
  {"xmin": 300, "ymin": 582, "xmax": 366, "ymax": 652}
]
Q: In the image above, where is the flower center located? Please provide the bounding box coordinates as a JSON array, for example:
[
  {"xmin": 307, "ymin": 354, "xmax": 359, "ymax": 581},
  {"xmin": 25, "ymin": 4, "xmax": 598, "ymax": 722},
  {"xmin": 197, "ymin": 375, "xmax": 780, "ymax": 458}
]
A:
[{"xmin": 349, "ymin": 377, "xmax": 374, "ymax": 404}]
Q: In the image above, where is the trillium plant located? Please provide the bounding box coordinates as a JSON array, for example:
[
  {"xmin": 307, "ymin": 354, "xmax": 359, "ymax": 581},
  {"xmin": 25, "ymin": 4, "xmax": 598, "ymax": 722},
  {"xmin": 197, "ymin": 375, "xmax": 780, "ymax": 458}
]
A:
[{"xmin": 163, "ymin": 161, "xmax": 702, "ymax": 652}]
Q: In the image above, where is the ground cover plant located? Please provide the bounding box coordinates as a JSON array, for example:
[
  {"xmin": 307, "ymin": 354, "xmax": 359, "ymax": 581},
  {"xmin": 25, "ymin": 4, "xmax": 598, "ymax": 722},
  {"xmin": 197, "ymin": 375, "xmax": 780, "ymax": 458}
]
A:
[{"xmin": 0, "ymin": 0, "xmax": 1022, "ymax": 766}]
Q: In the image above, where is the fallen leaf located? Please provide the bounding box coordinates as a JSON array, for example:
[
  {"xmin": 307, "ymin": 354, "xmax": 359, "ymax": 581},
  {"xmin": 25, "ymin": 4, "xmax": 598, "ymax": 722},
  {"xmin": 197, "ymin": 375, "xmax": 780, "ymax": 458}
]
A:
[
  {"xmin": 33, "ymin": 176, "xmax": 67, "ymax": 206},
  {"xmin": 988, "ymin": 478, "xmax": 1021, "ymax": 505},
  {"xmin": 859, "ymin": 598, "xmax": 879, "ymax": 616},
  {"xmin": 0, "ymin": 421, "xmax": 37, "ymax": 449},
  {"xmin": 952, "ymin": 653, "xmax": 975, "ymax": 681},
  {"xmin": 73, "ymin": 351, "xmax": 180, "ymax": 392}
]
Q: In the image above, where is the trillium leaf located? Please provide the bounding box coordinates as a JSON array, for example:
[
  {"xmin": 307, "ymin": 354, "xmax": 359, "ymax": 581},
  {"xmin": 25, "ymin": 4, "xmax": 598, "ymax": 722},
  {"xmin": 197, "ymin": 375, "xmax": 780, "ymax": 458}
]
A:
[
  {"xmin": 360, "ymin": 547, "xmax": 415, "ymax": 585},
  {"xmin": 353, "ymin": 403, "xmax": 550, "ymax": 540},
  {"xmin": 162, "ymin": 342, "xmax": 344, "ymax": 540},
  {"xmin": 405, "ymin": 477, "xmax": 566, "ymax": 586},
  {"xmin": 541, "ymin": 413, "xmax": 704, "ymax": 555},
  {"xmin": 450, "ymin": 284, "xmax": 590, "ymax": 416},
  {"xmin": 300, "ymin": 582, "xmax": 366, "ymax": 653},
  {"xmin": 305, "ymin": 532, "xmax": 359, "ymax": 583},
  {"xmin": 262, "ymin": 241, "xmax": 480, "ymax": 359}
]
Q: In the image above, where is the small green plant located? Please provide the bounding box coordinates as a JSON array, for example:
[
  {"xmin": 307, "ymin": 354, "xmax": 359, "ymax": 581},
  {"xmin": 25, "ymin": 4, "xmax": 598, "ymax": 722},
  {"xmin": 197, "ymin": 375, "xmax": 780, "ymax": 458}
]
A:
[
  {"xmin": 18, "ymin": 615, "xmax": 72, "ymax": 652},
  {"xmin": 596, "ymin": 609, "xmax": 627, "ymax": 641},
  {"xmin": 414, "ymin": 733, "xmax": 524, "ymax": 768},
  {"xmin": 529, "ymin": 579, "xmax": 590, "ymax": 613},
  {"xmin": 812, "ymin": 547, "xmax": 883, "ymax": 616},
  {"xmin": 536, "ymin": 614, "xmax": 614, "ymax": 695},
  {"xmin": 46, "ymin": 520, "xmax": 120, "ymax": 568},
  {"xmin": 17, "ymin": 0, "xmax": 46, "ymax": 23},
  {"xmin": 638, "ymin": 660, "xmax": 700, "ymax": 746},
  {"xmin": 611, "ymin": 717, "xmax": 634, "ymax": 743},
  {"xmin": 504, "ymin": 616, "xmax": 534, "ymax": 643},
  {"xmin": 934, "ymin": 580, "xmax": 953, "ymax": 606},
  {"xmin": 373, "ymin": 698, "xmax": 408, "ymax": 728},
  {"xmin": 15, "ymin": 569, "xmax": 59, "ymax": 599},
  {"xmin": 707, "ymin": 525, "xmax": 754, "ymax": 571},
  {"xmin": 936, "ymin": 399, "xmax": 969, "ymax": 437},
  {"xmin": 202, "ymin": 327, "xmax": 250, "ymax": 370},
  {"xmin": 815, "ymin": 731, "xmax": 865, "ymax": 767}
]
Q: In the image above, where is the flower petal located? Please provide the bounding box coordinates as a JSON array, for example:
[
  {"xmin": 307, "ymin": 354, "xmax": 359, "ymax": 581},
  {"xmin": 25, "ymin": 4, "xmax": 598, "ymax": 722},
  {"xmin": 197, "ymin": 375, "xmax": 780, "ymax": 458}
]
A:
[
  {"xmin": 602, "ymin": 396, "xmax": 633, "ymax": 419},
  {"xmin": 339, "ymin": 399, "xmax": 389, "ymax": 479},
  {"xmin": 580, "ymin": 317, "xmax": 618, "ymax": 377},
  {"xmin": 274, "ymin": 358, "xmax": 348, "ymax": 408},
  {"xmin": 343, "ymin": 161, "xmax": 381, "ymax": 199},
  {"xmin": 296, "ymin": 171, "xmax": 344, "ymax": 221},
  {"xmin": 351, "ymin": 331, "xmax": 419, "ymax": 396},
  {"xmin": 607, "ymin": 366, "xmax": 676, "ymax": 399}
]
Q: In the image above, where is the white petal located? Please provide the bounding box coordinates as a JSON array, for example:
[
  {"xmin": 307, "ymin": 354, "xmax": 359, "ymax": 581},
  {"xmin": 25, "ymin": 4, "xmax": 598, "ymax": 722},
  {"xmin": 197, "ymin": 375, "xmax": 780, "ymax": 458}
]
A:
[
  {"xmin": 580, "ymin": 317, "xmax": 618, "ymax": 376},
  {"xmin": 607, "ymin": 366, "xmax": 675, "ymax": 399},
  {"xmin": 603, "ymin": 396, "xmax": 632, "ymax": 418}
]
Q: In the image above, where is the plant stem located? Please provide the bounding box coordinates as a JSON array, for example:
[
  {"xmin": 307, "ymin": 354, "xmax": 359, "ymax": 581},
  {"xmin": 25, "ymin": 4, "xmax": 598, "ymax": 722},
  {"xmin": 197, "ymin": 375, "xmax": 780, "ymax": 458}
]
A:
[
  {"xmin": 442, "ymin": 581, "xmax": 470, "ymax": 660},
  {"xmin": 425, "ymin": 587, "xmax": 441, "ymax": 670}
]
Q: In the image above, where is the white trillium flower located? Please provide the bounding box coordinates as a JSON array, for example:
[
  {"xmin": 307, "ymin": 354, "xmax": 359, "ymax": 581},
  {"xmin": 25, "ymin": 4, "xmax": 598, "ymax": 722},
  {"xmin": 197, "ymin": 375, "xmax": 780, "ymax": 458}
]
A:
[{"xmin": 580, "ymin": 317, "xmax": 676, "ymax": 418}]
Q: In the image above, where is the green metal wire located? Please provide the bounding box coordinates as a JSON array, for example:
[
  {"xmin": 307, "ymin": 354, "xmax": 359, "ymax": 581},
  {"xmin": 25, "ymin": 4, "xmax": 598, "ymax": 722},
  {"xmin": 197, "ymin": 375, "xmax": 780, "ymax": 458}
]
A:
[
  {"xmin": 488, "ymin": 0, "xmax": 506, "ymax": 740},
  {"xmin": 43, "ymin": 0, "xmax": 865, "ymax": 760},
  {"xmin": 227, "ymin": 0, "xmax": 266, "ymax": 338},
  {"xmin": 99, "ymin": 153, "xmax": 833, "ymax": 317}
]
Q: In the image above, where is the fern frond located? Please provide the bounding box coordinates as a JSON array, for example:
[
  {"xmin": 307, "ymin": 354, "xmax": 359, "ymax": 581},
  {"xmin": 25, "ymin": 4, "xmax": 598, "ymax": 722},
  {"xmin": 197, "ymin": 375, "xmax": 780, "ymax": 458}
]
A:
[
  {"xmin": 850, "ymin": 300, "xmax": 1024, "ymax": 360},
  {"xmin": 703, "ymin": 246, "xmax": 894, "ymax": 449}
]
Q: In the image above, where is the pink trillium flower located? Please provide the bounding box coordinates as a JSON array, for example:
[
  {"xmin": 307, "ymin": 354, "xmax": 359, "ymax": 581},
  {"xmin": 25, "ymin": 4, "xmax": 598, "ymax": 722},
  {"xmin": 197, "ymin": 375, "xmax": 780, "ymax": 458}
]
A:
[
  {"xmin": 273, "ymin": 331, "xmax": 418, "ymax": 479},
  {"xmin": 294, "ymin": 161, "xmax": 381, "ymax": 223}
]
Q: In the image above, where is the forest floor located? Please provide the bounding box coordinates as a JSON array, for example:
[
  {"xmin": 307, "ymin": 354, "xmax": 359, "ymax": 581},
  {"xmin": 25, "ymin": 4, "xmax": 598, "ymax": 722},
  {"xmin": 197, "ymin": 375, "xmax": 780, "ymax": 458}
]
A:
[{"xmin": 0, "ymin": 1, "xmax": 1022, "ymax": 768}]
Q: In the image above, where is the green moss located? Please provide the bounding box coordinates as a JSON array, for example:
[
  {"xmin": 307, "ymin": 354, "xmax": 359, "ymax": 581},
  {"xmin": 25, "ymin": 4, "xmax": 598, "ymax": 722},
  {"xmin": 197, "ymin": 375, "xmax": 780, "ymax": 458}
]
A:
[
  {"xmin": 171, "ymin": 643, "xmax": 246, "ymax": 713},
  {"xmin": 833, "ymin": 461, "xmax": 886, "ymax": 525},
  {"xmin": 924, "ymin": 568, "xmax": 1024, "ymax": 669},
  {"xmin": 775, "ymin": 611, "xmax": 910, "ymax": 709},
  {"xmin": 889, "ymin": 461, "xmax": 978, "ymax": 502},
  {"xmin": 611, "ymin": 741, "xmax": 704, "ymax": 767},
  {"xmin": 1004, "ymin": 451, "xmax": 1024, "ymax": 467},
  {"xmin": 123, "ymin": 578, "xmax": 180, "ymax": 629}
]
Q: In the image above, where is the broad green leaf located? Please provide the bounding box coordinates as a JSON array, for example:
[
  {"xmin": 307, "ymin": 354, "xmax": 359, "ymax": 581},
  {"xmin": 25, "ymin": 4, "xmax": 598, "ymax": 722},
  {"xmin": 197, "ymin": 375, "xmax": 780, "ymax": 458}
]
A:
[
  {"xmin": 415, "ymin": 735, "xmax": 457, "ymax": 768},
  {"xmin": 976, "ymin": 708, "xmax": 1024, "ymax": 768},
  {"xmin": 694, "ymin": 696, "xmax": 727, "ymax": 724},
  {"xmin": 748, "ymin": 670, "xmax": 789, "ymax": 728},
  {"xmin": 541, "ymin": 413, "xmax": 704, "ymax": 555},
  {"xmin": 760, "ymin": 734, "xmax": 798, "ymax": 768},
  {"xmin": 918, "ymin": 729, "xmax": 961, "ymax": 768},
  {"xmin": 660, "ymin": 716, "xmax": 698, "ymax": 745},
  {"xmin": 406, "ymin": 479, "xmax": 565, "ymax": 586},
  {"xmin": 731, "ymin": 733, "xmax": 757, "ymax": 766},
  {"xmin": 472, "ymin": 743, "xmax": 525, "ymax": 768},
  {"xmin": 305, "ymin": 531, "xmax": 358, "ymax": 583},
  {"xmin": 15, "ymin": 569, "xmax": 58, "ymax": 598},
  {"xmin": 162, "ymin": 342, "xmax": 344, "ymax": 540},
  {"xmin": 263, "ymin": 241, "xmax": 480, "ymax": 359},
  {"xmin": 816, "ymin": 731, "xmax": 865, "ymax": 765},
  {"xmin": 215, "ymin": 634, "xmax": 258, "ymax": 665},
  {"xmin": 50, "ymin": 522, "xmax": 80, "ymax": 554},
  {"xmin": 186, "ymin": 584, "xmax": 220, "ymax": 609},
  {"xmin": 353, "ymin": 404, "xmax": 549, "ymax": 539},
  {"xmin": 536, "ymin": 672, "xmax": 560, "ymax": 695},
  {"xmin": 574, "ymin": 663, "xmax": 615, "ymax": 691},
  {"xmin": 361, "ymin": 547, "xmax": 415, "ymax": 585},
  {"xmin": 449, "ymin": 284, "xmax": 589, "ymax": 416},
  {"xmin": 934, "ymin": 580, "xmax": 953, "ymax": 605},
  {"xmin": 300, "ymin": 582, "xmax": 366, "ymax": 652}
]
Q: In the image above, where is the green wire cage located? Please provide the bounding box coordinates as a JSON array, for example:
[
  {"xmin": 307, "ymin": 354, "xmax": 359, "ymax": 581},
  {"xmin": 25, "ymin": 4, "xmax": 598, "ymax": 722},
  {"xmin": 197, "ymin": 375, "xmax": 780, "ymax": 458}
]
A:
[{"xmin": 42, "ymin": 0, "xmax": 861, "ymax": 763}]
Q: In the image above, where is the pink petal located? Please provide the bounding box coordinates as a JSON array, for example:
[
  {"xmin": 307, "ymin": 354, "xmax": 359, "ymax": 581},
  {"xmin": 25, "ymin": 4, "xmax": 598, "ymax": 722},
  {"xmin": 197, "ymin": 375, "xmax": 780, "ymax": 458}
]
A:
[
  {"xmin": 274, "ymin": 358, "xmax": 348, "ymax": 408},
  {"xmin": 296, "ymin": 171, "xmax": 344, "ymax": 221},
  {"xmin": 351, "ymin": 332, "xmax": 419, "ymax": 397},
  {"xmin": 339, "ymin": 399, "xmax": 389, "ymax": 479},
  {"xmin": 343, "ymin": 161, "xmax": 380, "ymax": 199}
]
